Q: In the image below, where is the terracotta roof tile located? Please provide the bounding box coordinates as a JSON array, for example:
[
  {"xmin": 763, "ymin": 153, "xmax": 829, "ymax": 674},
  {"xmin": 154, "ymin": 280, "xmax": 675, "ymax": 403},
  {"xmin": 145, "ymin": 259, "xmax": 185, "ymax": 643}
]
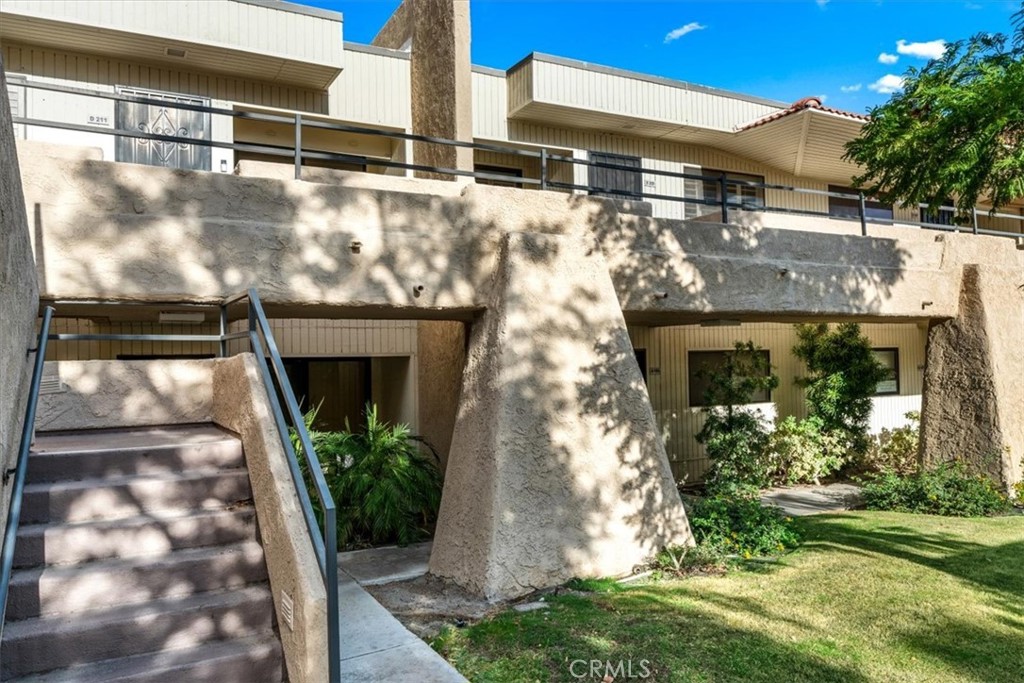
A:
[{"xmin": 738, "ymin": 97, "xmax": 870, "ymax": 131}]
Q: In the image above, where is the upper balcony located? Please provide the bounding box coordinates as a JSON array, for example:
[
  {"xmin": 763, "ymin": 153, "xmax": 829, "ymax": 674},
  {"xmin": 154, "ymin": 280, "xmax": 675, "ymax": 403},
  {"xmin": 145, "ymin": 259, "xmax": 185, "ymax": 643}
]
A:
[{"xmin": 0, "ymin": 0, "xmax": 344, "ymax": 90}]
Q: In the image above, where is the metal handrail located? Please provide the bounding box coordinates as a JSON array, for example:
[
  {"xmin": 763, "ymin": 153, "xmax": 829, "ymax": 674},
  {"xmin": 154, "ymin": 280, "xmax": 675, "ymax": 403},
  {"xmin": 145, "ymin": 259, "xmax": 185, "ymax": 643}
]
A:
[
  {"xmin": 0, "ymin": 306, "xmax": 54, "ymax": 634},
  {"xmin": 0, "ymin": 296, "xmax": 340, "ymax": 682},
  {"xmin": 11, "ymin": 80, "xmax": 1024, "ymax": 240}
]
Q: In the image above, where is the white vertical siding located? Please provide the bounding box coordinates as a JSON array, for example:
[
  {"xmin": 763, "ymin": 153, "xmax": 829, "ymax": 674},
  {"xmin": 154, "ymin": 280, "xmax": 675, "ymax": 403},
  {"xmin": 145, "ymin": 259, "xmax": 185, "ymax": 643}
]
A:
[
  {"xmin": 0, "ymin": 1, "xmax": 343, "ymax": 71},
  {"xmin": 629, "ymin": 321, "xmax": 927, "ymax": 482},
  {"xmin": 329, "ymin": 46, "xmax": 410, "ymax": 129},
  {"xmin": 472, "ymin": 69, "xmax": 508, "ymax": 140},
  {"xmin": 2, "ymin": 42, "xmax": 329, "ymax": 113},
  {"xmin": 528, "ymin": 58, "xmax": 780, "ymax": 132},
  {"xmin": 503, "ymin": 120, "xmax": 832, "ymax": 219}
]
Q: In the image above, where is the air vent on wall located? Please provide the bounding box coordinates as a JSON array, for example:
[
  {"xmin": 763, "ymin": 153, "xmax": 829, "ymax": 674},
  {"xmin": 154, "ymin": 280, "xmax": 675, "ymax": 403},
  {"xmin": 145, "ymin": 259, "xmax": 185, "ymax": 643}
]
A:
[
  {"xmin": 165, "ymin": 47, "xmax": 187, "ymax": 59},
  {"xmin": 39, "ymin": 376, "xmax": 65, "ymax": 395}
]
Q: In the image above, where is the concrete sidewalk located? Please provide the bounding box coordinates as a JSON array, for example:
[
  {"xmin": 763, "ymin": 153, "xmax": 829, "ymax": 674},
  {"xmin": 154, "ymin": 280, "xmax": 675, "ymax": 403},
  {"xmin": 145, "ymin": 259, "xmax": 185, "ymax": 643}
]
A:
[
  {"xmin": 760, "ymin": 483, "xmax": 863, "ymax": 516},
  {"xmin": 339, "ymin": 544, "xmax": 466, "ymax": 682}
]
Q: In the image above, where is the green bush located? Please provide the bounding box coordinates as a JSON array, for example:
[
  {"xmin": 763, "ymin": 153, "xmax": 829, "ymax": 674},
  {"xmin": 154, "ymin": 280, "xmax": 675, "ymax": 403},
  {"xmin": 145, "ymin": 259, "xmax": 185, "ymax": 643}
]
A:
[
  {"xmin": 861, "ymin": 462, "xmax": 1010, "ymax": 517},
  {"xmin": 1013, "ymin": 480, "xmax": 1024, "ymax": 504},
  {"xmin": 792, "ymin": 323, "xmax": 890, "ymax": 456},
  {"xmin": 294, "ymin": 404, "xmax": 443, "ymax": 547},
  {"xmin": 654, "ymin": 544, "xmax": 727, "ymax": 574},
  {"xmin": 699, "ymin": 410, "xmax": 774, "ymax": 491},
  {"xmin": 695, "ymin": 341, "xmax": 779, "ymax": 491},
  {"xmin": 770, "ymin": 415, "xmax": 847, "ymax": 485},
  {"xmin": 860, "ymin": 412, "xmax": 921, "ymax": 476},
  {"xmin": 688, "ymin": 493, "xmax": 801, "ymax": 557}
]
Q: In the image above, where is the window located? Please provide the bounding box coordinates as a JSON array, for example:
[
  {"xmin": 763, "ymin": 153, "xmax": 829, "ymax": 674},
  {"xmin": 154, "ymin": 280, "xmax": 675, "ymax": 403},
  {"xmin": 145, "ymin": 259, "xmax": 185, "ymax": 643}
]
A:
[
  {"xmin": 828, "ymin": 185, "xmax": 893, "ymax": 223},
  {"xmin": 688, "ymin": 349, "xmax": 772, "ymax": 407},
  {"xmin": 588, "ymin": 151, "xmax": 642, "ymax": 199},
  {"xmin": 475, "ymin": 164, "xmax": 523, "ymax": 188},
  {"xmin": 115, "ymin": 87, "xmax": 211, "ymax": 171},
  {"xmin": 873, "ymin": 349, "xmax": 899, "ymax": 395},
  {"xmin": 702, "ymin": 169, "xmax": 765, "ymax": 210},
  {"xmin": 282, "ymin": 357, "xmax": 372, "ymax": 432},
  {"xmin": 919, "ymin": 201, "xmax": 957, "ymax": 227}
]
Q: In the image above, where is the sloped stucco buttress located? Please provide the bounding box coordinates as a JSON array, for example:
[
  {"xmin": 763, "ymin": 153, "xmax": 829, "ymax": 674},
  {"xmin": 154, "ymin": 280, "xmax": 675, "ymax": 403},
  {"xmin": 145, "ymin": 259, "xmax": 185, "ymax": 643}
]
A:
[
  {"xmin": 428, "ymin": 232, "xmax": 692, "ymax": 600},
  {"xmin": 920, "ymin": 265, "xmax": 1024, "ymax": 493}
]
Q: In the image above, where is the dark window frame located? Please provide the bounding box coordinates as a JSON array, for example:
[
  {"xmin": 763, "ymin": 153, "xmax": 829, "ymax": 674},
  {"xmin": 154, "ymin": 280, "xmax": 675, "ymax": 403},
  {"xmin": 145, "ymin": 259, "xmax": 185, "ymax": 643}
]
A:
[
  {"xmin": 475, "ymin": 163, "xmax": 524, "ymax": 188},
  {"xmin": 587, "ymin": 151, "xmax": 642, "ymax": 199},
  {"xmin": 687, "ymin": 349, "xmax": 772, "ymax": 408},
  {"xmin": 828, "ymin": 185, "xmax": 894, "ymax": 223},
  {"xmin": 702, "ymin": 168, "xmax": 766, "ymax": 210},
  {"xmin": 873, "ymin": 348, "xmax": 900, "ymax": 396}
]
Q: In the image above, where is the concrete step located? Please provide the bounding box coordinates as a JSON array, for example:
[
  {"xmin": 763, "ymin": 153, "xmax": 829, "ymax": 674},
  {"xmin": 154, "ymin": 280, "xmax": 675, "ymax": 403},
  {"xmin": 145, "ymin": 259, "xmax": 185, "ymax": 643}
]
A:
[
  {"xmin": 1, "ymin": 585, "xmax": 275, "ymax": 678},
  {"xmin": 6, "ymin": 634, "xmax": 285, "ymax": 683},
  {"xmin": 13, "ymin": 506, "xmax": 257, "ymax": 569},
  {"xmin": 27, "ymin": 432, "xmax": 244, "ymax": 483},
  {"xmin": 20, "ymin": 469, "xmax": 253, "ymax": 524},
  {"xmin": 5, "ymin": 541, "xmax": 268, "ymax": 621}
]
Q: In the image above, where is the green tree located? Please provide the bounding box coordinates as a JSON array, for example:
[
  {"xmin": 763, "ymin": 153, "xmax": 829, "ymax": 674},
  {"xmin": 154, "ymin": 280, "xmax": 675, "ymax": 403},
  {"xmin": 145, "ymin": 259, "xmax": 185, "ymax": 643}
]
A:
[
  {"xmin": 844, "ymin": 6, "xmax": 1024, "ymax": 217},
  {"xmin": 695, "ymin": 342, "xmax": 780, "ymax": 491},
  {"xmin": 792, "ymin": 323, "xmax": 889, "ymax": 455}
]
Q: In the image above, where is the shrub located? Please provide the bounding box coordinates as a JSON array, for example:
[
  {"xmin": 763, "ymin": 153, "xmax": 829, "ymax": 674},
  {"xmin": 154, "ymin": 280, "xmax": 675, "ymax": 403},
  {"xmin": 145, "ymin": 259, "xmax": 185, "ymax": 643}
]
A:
[
  {"xmin": 695, "ymin": 342, "xmax": 779, "ymax": 490},
  {"xmin": 861, "ymin": 462, "xmax": 1010, "ymax": 517},
  {"xmin": 654, "ymin": 544, "xmax": 727, "ymax": 574},
  {"xmin": 770, "ymin": 415, "xmax": 847, "ymax": 484},
  {"xmin": 699, "ymin": 410, "xmax": 774, "ymax": 491},
  {"xmin": 792, "ymin": 323, "xmax": 890, "ymax": 455},
  {"xmin": 1013, "ymin": 480, "xmax": 1024, "ymax": 504},
  {"xmin": 294, "ymin": 404, "xmax": 444, "ymax": 547},
  {"xmin": 861, "ymin": 412, "xmax": 921, "ymax": 476},
  {"xmin": 688, "ymin": 493, "xmax": 801, "ymax": 557}
]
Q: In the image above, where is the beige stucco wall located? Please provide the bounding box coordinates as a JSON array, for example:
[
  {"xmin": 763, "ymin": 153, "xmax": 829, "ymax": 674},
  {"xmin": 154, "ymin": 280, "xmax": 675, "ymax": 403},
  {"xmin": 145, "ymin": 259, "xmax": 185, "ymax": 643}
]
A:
[
  {"xmin": 429, "ymin": 232, "xmax": 691, "ymax": 600},
  {"xmin": 211, "ymin": 355, "xmax": 329, "ymax": 683},
  {"xmin": 21, "ymin": 145, "xmax": 1013, "ymax": 326},
  {"xmin": 0, "ymin": 60, "xmax": 40, "ymax": 551},
  {"xmin": 416, "ymin": 320, "xmax": 465, "ymax": 471}
]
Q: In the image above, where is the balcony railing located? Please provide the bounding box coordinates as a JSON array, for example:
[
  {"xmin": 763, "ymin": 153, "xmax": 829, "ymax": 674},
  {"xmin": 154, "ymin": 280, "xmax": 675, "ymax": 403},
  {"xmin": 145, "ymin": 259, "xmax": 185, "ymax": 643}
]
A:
[{"xmin": 11, "ymin": 80, "xmax": 1024, "ymax": 240}]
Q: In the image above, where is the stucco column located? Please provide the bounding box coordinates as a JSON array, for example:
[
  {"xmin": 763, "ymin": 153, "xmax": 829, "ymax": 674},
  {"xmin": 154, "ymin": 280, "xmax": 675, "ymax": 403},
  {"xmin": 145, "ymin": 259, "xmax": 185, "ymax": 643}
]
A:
[
  {"xmin": 919, "ymin": 264, "xmax": 1024, "ymax": 493},
  {"xmin": 428, "ymin": 231, "xmax": 692, "ymax": 601}
]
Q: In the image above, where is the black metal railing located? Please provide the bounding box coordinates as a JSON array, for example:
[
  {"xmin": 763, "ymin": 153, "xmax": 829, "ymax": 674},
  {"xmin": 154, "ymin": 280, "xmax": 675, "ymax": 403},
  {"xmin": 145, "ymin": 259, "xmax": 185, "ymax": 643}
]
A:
[
  {"xmin": 11, "ymin": 80, "xmax": 1024, "ymax": 240},
  {"xmin": 0, "ymin": 306, "xmax": 53, "ymax": 636},
  {"xmin": 0, "ymin": 292, "xmax": 341, "ymax": 682}
]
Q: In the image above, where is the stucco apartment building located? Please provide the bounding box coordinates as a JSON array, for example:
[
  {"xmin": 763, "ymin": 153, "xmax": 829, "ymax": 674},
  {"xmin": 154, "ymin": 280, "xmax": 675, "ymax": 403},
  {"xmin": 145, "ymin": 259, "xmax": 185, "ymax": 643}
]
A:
[{"xmin": 2, "ymin": 0, "xmax": 1021, "ymax": 482}]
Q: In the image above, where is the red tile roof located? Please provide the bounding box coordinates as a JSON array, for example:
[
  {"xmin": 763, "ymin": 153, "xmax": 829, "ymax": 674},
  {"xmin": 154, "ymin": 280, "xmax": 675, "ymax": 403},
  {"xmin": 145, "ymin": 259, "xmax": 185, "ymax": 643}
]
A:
[{"xmin": 738, "ymin": 97, "xmax": 870, "ymax": 131}]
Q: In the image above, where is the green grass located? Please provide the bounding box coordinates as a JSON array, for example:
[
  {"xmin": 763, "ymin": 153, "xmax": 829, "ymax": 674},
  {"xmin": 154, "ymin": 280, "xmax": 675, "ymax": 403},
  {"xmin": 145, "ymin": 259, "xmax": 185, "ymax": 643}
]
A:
[{"xmin": 433, "ymin": 512, "xmax": 1024, "ymax": 682}]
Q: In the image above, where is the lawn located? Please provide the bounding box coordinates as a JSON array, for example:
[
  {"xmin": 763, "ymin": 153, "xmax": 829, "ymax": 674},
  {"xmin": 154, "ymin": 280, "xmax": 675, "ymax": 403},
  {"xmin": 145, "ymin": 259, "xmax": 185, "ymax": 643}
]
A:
[{"xmin": 434, "ymin": 512, "xmax": 1024, "ymax": 682}]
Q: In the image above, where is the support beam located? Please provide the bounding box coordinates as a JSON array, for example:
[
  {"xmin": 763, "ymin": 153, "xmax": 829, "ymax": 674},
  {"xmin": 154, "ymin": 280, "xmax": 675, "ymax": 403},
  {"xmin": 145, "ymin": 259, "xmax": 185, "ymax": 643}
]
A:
[
  {"xmin": 919, "ymin": 265, "xmax": 1024, "ymax": 493},
  {"xmin": 429, "ymin": 232, "xmax": 692, "ymax": 600}
]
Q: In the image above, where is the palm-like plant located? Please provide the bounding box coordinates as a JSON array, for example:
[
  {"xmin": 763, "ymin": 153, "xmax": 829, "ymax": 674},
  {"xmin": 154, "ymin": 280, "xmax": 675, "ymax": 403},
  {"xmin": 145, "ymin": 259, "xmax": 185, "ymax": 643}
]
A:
[{"xmin": 294, "ymin": 403, "xmax": 443, "ymax": 548}]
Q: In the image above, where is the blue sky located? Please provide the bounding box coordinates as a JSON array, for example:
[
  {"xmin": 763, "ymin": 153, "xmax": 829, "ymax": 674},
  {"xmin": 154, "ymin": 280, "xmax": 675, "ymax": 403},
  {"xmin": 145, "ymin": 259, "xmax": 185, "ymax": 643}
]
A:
[{"xmin": 301, "ymin": 0, "xmax": 1020, "ymax": 112}]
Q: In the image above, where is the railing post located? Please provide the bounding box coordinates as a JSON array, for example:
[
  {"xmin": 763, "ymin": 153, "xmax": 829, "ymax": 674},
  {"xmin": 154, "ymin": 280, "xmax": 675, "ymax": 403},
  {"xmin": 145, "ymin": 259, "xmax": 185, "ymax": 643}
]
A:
[
  {"xmin": 719, "ymin": 172, "xmax": 729, "ymax": 224},
  {"xmin": 218, "ymin": 304, "xmax": 228, "ymax": 358},
  {"xmin": 540, "ymin": 148, "xmax": 548, "ymax": 191},
  {"xmin": 294, "ymin": 113, "xmax": 302, "ymax": 181},
  {"xmin": 972, "ymin": 207, "xmax": 979, "ymax": 235},
  {"xmin": 858, "ymin": 191, "xmax": 868, "ymax": 236}
]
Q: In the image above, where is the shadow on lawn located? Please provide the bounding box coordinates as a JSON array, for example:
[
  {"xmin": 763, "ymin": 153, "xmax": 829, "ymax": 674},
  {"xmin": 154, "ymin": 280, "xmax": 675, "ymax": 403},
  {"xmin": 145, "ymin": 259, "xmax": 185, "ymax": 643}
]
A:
[
  {"xmin": 797, "ymin": 515, "xmax": 1024, "ymax": 614},
  {"xmin": 451, "ymin": 590, "xmax": 871, "ymax": 683}
]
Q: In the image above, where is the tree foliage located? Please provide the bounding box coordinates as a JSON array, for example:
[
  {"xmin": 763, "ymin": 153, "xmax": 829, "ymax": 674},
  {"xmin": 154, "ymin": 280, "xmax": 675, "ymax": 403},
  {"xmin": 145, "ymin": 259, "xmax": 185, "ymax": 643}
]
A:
[
  {"xmin": 792, "ymin": 323, "xmax": 889, "ymax": 455},
  {"xmin": 845, "ymin": 5, "xmax": 1024, "ymax": 216}
]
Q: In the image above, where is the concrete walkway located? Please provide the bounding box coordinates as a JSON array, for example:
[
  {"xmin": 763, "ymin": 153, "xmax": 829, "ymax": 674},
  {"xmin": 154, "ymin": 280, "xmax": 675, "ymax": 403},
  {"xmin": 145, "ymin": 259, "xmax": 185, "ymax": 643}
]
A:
[
  {"xmin": 760, "ymin": 483, "xmax": 863, "ymax": 516},
  {"xmin": 338, "ymin": 543, "xmax": 466, "ymax": 682}
]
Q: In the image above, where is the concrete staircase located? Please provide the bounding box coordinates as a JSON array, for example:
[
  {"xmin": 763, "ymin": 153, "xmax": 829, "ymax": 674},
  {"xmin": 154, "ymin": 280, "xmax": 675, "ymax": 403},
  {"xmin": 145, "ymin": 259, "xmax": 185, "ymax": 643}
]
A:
[{"xmin": 1, "ymin": 425, "xmax": 285, "ymax": 682}]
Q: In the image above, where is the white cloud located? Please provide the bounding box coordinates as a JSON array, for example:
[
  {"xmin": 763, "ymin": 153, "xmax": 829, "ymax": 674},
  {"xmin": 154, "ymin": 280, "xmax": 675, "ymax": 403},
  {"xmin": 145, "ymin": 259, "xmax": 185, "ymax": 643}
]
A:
[
  {"xmin": 840, "ymin": 83, "xmax": 863, "ymax": 93},
  {"xmin": 878, "ymin": 52, "xmax": 899, "ymax": 65},
  {"xmin": 896, "ymin": 39, "xmax": 947, "ymax": 60},
  {"xmin": 817, "ymin": 94, "xmax": 828, "ymax": 103},
  {"xmin": 664, "ymin": 22, "xmax": 706, "ymax": 43},
  {"xmin": 868, "ymin": 74, "xmax": 906, "ymax": 94},
  {"xmin": 965, "ymin": 2, "xmax": 982, "ymax": 9},
  {"xmin": 816, "ymin": 0, "xmax": 830, "ymax": 7}
]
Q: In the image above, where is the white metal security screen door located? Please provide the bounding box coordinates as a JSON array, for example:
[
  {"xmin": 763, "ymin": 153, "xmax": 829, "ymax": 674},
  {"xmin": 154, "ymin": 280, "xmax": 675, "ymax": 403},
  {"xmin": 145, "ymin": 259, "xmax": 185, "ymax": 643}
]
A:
[{"xmin": 115, "ymin": 88, "xmax": 211, "ymax": 171}]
